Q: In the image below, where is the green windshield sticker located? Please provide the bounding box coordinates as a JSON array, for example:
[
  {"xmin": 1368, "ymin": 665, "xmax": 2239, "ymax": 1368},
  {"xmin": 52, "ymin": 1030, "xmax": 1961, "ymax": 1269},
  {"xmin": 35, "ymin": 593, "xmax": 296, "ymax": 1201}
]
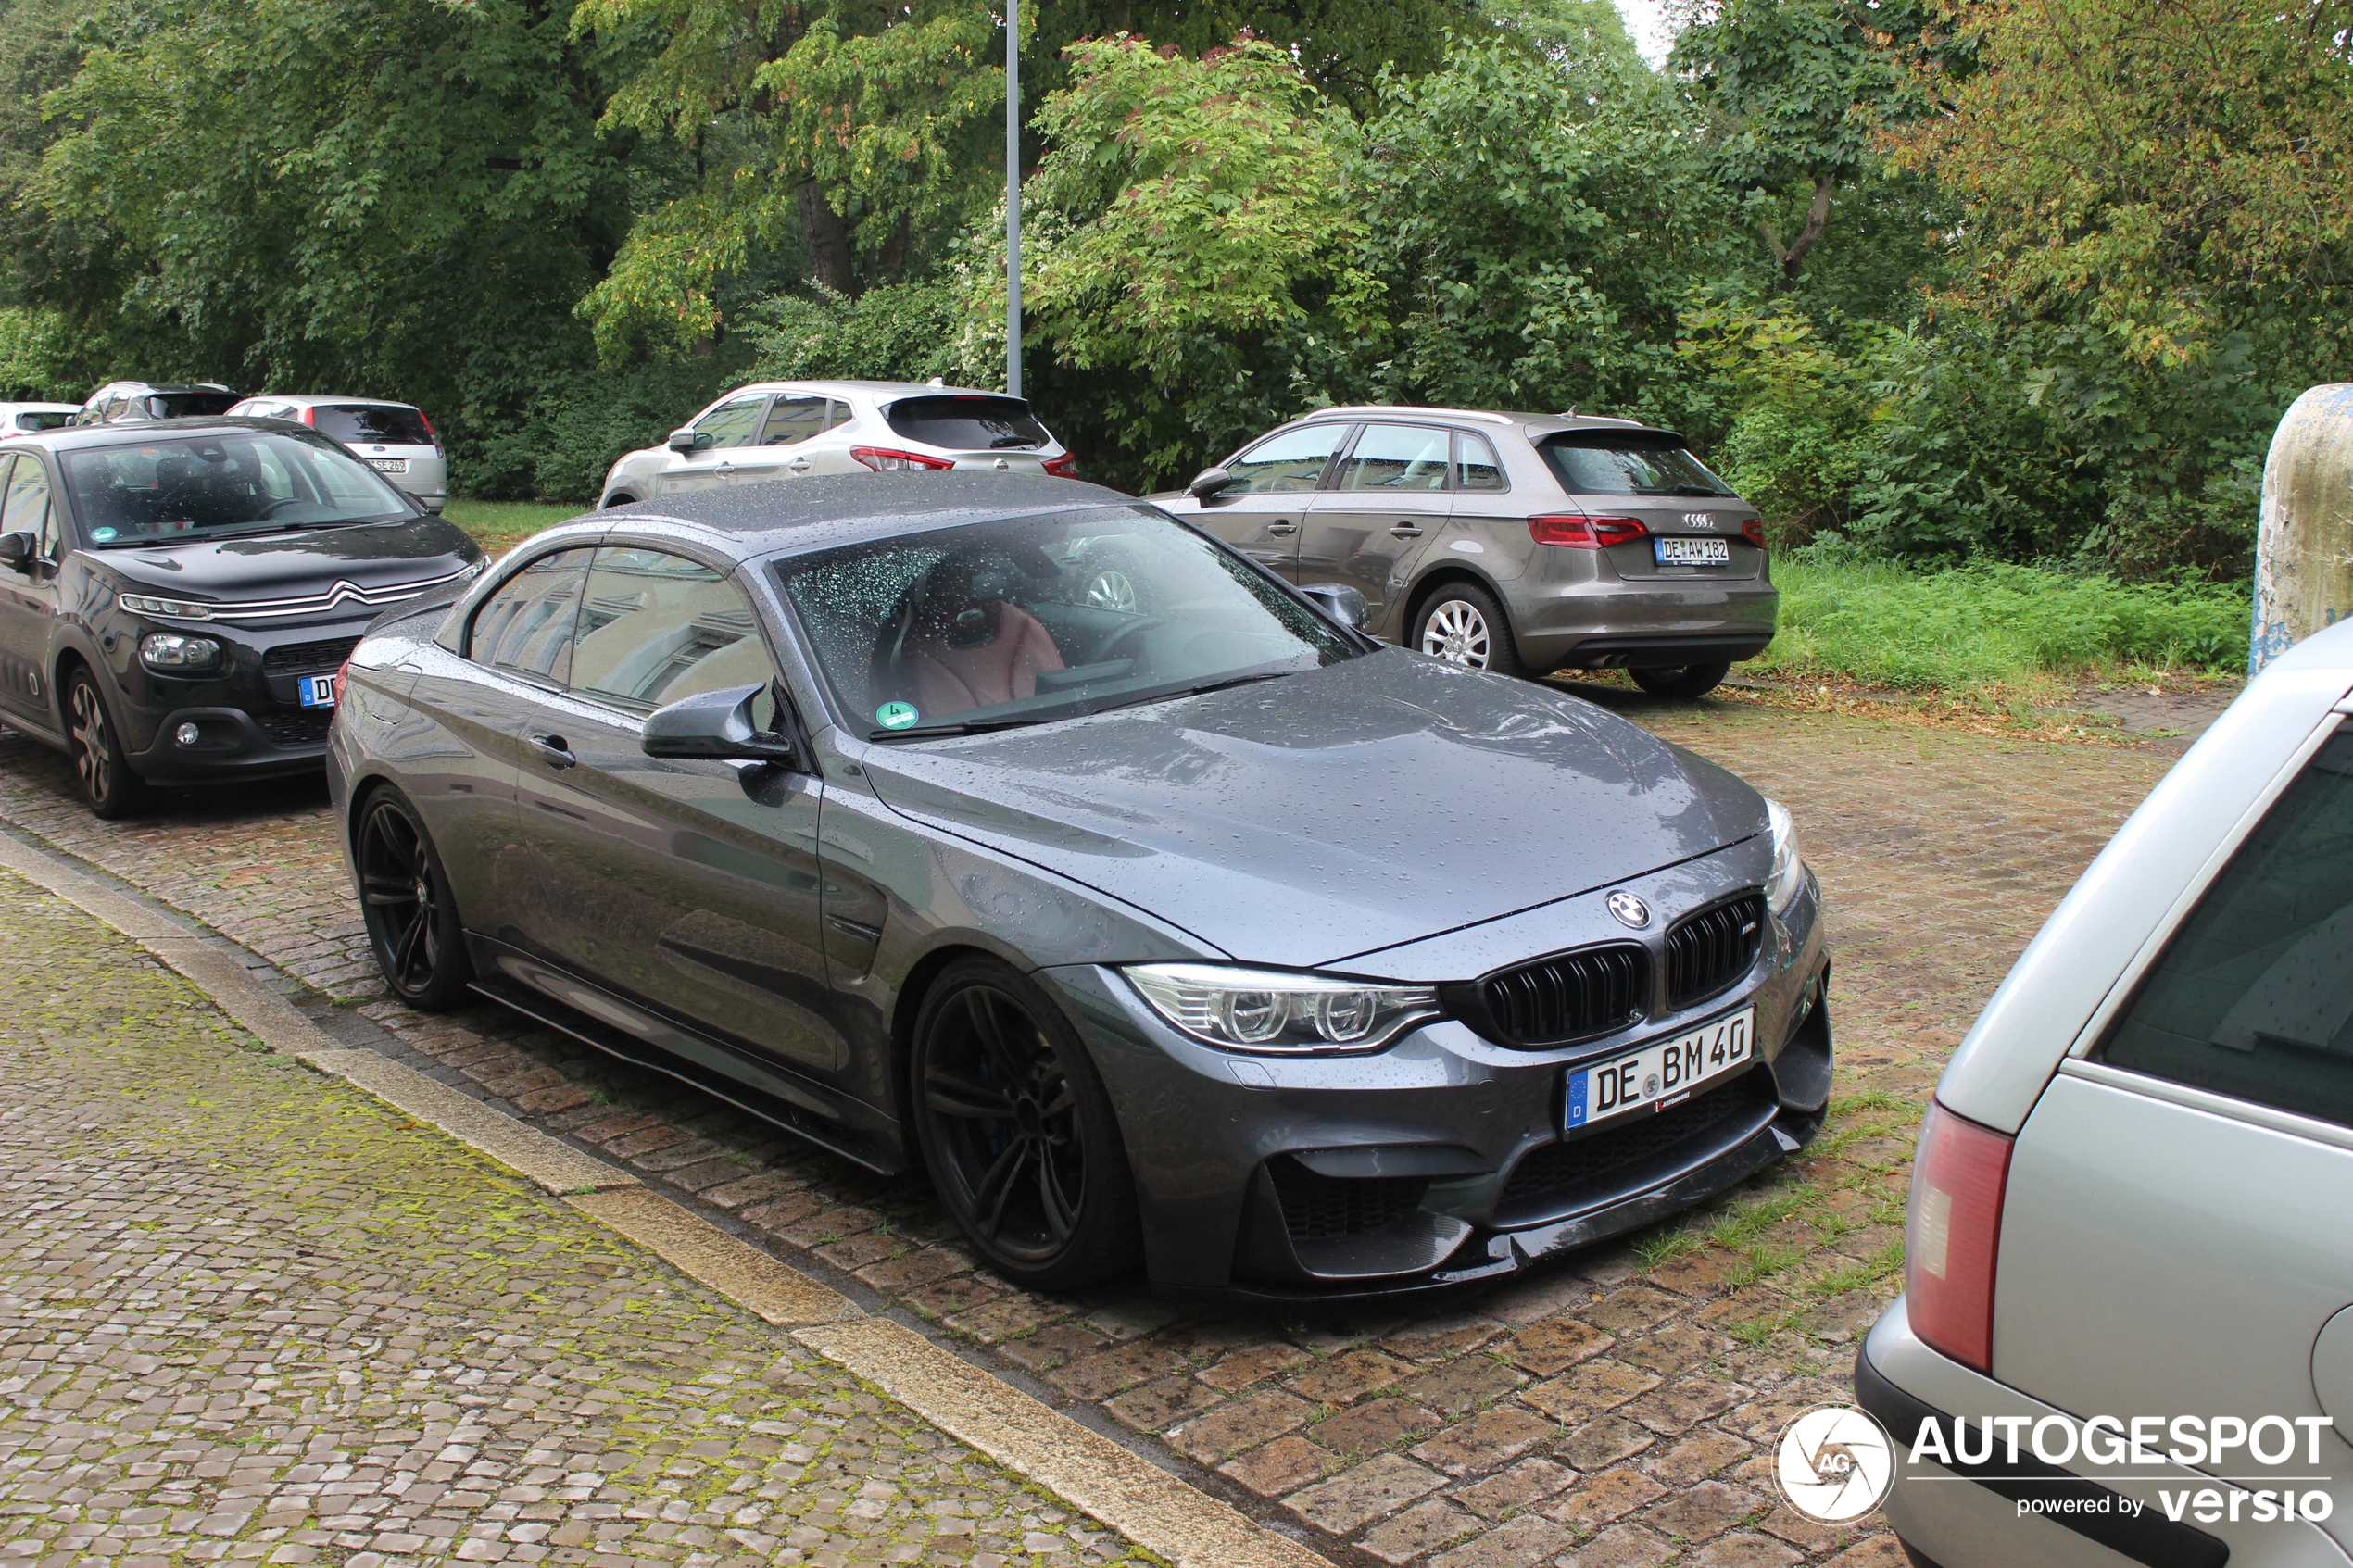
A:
[
  {"xmin": 875, "ymin": 701, "xmax": 919, "ymax": 730},
  {"xmin": 91, "ymin": 527, "xmax": 117, "ymax": 541}
]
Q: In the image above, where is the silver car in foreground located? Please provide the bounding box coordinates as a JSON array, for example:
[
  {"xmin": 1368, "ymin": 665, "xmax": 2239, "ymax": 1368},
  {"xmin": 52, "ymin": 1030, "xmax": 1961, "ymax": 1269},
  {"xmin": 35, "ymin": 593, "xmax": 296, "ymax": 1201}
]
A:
[
  {"xmin": 597, "ymin": 380, "xmax": 1076, "ymax": 508},
  {"xmin": 227, "ymin": 395, "xmax": 448, "ymax": 512},
  {"xmin": 1859, "ymin": 617, "xmax": 2353, "ymax": 1568},
  {"xmin": 1150, "ymin": 406, "xmax": 1776, "ymax": 696}
]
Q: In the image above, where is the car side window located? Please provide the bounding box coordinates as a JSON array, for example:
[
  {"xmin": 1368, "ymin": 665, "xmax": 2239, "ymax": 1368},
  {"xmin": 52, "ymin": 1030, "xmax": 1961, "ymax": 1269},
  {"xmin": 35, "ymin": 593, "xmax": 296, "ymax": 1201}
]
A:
[
  {"xmin": 1455, "ymin": 432, "xmax": 1506, "ymax": 491},
  {"xmin": 569, "ymin": 546, "xmax": 774, "ymax": 715},
  {"xmin": 2095, "ymin": 721, "xmax": 2353, "ymax": 1128},
  {"xmin": 691, "ymin": 395, "xmax": 768, "ymax": 451},
  {"xmin": 1224, "ymin": 425, "xmax": 1348, "ymax": 495},
  {"xmin": 469, "ymin": 547, "xmax": 594, "ymax": 685},
  {"xmin": 758, "ymin": 395, "xmax": 828, "ymax": 447},
  {"xmin": 825, "ymin": 399, "xmax": 852, "ymax": 430},
  {"xmin": 2, "ymin": 454, "xmax": 58, "ymax": 560},
  {"xmin": 1334, "ymin": 424, "xmax": 1449, "ymax": 492}
]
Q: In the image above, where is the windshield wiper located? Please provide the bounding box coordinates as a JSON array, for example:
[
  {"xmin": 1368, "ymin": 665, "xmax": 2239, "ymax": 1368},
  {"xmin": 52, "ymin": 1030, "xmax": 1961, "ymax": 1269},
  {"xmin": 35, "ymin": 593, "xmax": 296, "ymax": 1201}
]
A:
[
  {"xmin": 1078, "ymin": 668, "xmax": 1295, "ymax": 718},
  {"xmin": 988, "ymin": 435, "xmax": 1041, "ymax": 449},
  {"xmin": 876, "ymin": 714, "xmax": 1051, "ymax": 740},
  {"xmin": 1667, "ymin": 485, "xmax": 1730, "ymax": 497}
]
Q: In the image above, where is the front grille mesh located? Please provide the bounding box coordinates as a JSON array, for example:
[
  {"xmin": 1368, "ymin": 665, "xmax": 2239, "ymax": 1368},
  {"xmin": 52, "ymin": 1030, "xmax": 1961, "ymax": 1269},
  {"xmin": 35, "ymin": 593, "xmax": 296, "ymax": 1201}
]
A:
[
  {"xmin": 1270, "ymin": 1161, "xmax": 1428, "ymax": 1241},
  {"xmin": 259, "ymin": 709, "xmax": 334, "ymax": 747},
  {"xmin": 1665, "ymin": 892, "xmax": 1766, "ymax": 1009},
  {"xmin": 1478, "ymin": 944, "xmax": 1648, "ymax": 1047},
  {"xmin": 1501, "ymin": 1072, "xmax": 1768, "ymax": 1210},
  {"xmin": 262, "ymin": 636, "xmax": 359, "ymax": 676}
]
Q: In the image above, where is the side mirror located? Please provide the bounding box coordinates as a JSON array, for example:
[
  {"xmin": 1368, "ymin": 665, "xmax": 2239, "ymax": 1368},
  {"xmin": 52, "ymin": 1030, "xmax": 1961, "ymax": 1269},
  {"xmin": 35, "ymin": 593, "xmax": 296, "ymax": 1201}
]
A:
[
  {"xmin": 666, "ymin": 426, "xmax": 706, "ymax": 455},
  {"xmin": 642, "ymin": 683, "xmax": 803, "ymax": 766},
  {"xmin": 1187, "ymin": 466, "xmax": 1234, "ymax": 500},
  {"xmin": 0, "ymin": 532, "xmax": 31, "ymax": 571},
  {"xmin": 1299, "ymin": 583, "xmax": 1366, "ymax": 630}
]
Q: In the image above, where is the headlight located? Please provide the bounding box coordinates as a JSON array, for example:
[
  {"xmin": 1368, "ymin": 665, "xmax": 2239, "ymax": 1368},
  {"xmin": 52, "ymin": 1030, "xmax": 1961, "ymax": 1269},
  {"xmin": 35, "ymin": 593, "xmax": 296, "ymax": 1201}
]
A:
[
  {"xmin": 1766, "ymin": 797, "xmax": 1806, "ymax": 911},
  {"xmin": 120, "ymin": 592, "xmax": 217, "ymax": 620},
  {"xmin": 1124, "ymin": 963, "xmax": 1441, "ymax": 1054},
  {"xmin": 139, "ymin": 632, "xmax": 223, "ymax": 672}
]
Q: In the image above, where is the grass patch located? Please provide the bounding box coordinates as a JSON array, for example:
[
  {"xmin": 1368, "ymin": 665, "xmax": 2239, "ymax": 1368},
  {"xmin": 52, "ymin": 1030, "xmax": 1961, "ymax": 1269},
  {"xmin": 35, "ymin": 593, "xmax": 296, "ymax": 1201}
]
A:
[
  {"xmin": 1754, "ymin": 554, "xmax": 2249, "ymax": 701},
  {"xmin": 443, "ymin": 498, "xmax": 590, "ymax": 559}
]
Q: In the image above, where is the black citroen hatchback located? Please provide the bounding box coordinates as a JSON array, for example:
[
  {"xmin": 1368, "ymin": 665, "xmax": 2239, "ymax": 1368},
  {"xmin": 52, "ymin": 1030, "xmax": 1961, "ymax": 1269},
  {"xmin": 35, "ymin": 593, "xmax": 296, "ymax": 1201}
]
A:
[{"xmin": 0, "ymin": 417, "xmax": 483, "ymax": 816}]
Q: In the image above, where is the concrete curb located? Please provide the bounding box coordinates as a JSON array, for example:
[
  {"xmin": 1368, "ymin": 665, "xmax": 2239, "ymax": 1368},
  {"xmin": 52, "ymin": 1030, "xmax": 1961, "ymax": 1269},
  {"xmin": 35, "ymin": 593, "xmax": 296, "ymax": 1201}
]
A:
[{"xmin": 0, "ymin": 826, "xmax": 1335, "ymax": 1568}]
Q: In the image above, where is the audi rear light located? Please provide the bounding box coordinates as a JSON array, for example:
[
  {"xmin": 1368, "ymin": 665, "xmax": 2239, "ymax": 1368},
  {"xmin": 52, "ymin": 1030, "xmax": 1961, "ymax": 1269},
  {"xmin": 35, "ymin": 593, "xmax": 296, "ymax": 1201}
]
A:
[
  {"xmin": 1529, "ymin": 514, "xmax": 1647, "ymax": 549},
  {"xmin": 1043, "ymin": 452, "xmax": 1079, "ymax": 479},
  {"xmin": 1906, "ymin": 1099, "xmax": 2013, "ymax": 1374},
  {"xmin": 850, "ymin": 445, "xmax": 955, "ymax": 472},
  {"xmin": 1742, "ymin": 518, "xmax": 1768, "ymax": 550}
]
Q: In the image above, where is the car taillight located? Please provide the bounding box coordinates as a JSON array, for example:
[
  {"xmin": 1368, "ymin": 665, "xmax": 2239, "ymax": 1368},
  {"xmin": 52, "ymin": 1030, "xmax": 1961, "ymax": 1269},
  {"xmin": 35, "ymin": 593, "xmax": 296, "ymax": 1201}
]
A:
[
  {"xmin": 850, "ymin": 445, "xmax": 955, "ymax": 472},
  {"xmin": 1529, "ymin": 514, "xmax": 1647, "ymax": 549},
  {"xmin": 1742, "ymin": 518, "xmax": 1768, "ymax": 550},
  {"xmin": 333, "ymin": 657, "xmax": 351, "ymax": 708},
  {"xmin": 1906, "ymin": 1099, "xmax": 2013, "ymax": 1374},
  {"xmin": 418, "ymin": 408, "xmax": 441, "ymax": 454},
  {"xmin": 299, "ymin": 407, "xmax": 316, "ymax": 427},
  {"xmin": 1043, "ymin": 452, "xmax": 1079, "ymax": 479}
]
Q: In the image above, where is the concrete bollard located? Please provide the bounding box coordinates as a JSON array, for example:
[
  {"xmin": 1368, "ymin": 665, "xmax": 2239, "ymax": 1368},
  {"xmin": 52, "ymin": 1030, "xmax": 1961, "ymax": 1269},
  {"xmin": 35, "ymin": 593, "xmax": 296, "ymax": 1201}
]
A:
[{"xmin": 2252, "ymin": 383, "xmax": 2353, "ymax": 673}]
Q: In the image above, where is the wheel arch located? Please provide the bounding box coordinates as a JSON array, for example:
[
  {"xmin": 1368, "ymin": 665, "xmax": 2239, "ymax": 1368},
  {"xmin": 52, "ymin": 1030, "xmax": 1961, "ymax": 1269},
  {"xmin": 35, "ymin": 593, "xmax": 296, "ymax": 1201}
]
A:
[{"xmin": 1402, "ymin": 564, "xmax": 1519, "ymax": 655}]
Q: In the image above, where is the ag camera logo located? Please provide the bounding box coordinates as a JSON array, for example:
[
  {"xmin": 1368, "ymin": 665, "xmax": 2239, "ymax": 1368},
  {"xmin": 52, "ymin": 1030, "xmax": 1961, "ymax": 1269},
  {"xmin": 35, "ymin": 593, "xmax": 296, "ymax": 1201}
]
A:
[{"xmin": 1777, "ymin": 1405, "xmax": 1894, "ymax": 1523}]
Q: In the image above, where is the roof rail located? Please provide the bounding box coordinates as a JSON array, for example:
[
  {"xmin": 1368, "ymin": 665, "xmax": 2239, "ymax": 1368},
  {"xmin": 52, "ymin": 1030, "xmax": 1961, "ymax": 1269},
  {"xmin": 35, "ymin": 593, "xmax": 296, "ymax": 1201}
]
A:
[{"xmin": 1308, "ymin": 405, "xmax": 1516, "ymax": 426}]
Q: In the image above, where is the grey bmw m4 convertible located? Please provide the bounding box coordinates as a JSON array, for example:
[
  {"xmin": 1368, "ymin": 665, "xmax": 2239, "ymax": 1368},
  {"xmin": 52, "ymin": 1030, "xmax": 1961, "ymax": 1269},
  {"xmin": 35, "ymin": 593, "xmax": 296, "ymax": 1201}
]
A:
[{"xmin": 327, "ymin": 473, "xmax": 1831, "ymax": 1301}]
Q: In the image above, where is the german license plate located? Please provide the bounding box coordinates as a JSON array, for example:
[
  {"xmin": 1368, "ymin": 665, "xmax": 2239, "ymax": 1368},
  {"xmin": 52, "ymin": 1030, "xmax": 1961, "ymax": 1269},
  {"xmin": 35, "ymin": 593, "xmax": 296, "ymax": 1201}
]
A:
[
  {"xmin": 363, "ymin": 457, "xmax": 409, "ymax": 474},
  {"xmin": 1566, "ymin": 1007, "xmax": 1754, "ymax": 1132},
  {"xmin": 297, "ymin": 674, "xmax": 336, "ymax": 709},
  {"xmin": 1655, "ymin": 536, "xmax": 1730, "ymax": 566}
]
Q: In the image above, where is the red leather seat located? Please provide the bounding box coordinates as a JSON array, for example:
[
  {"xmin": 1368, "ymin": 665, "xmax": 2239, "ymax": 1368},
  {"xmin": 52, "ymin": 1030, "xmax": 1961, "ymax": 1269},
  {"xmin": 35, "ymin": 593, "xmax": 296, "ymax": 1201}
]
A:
[{"xmin": 903, "ymin": 601, "xmax": 1064, "ymax": 716}]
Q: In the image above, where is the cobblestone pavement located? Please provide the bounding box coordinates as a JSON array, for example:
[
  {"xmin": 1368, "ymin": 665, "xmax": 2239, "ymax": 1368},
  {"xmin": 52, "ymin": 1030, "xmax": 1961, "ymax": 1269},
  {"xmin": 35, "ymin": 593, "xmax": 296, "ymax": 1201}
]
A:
[
  {"xmin": 0, "ymin": 872, "xmax": 1155, "ymax": 1568},
  {"xmin": 0, "ymin": 696, "xmax": 2182, "ymax": 1568}
]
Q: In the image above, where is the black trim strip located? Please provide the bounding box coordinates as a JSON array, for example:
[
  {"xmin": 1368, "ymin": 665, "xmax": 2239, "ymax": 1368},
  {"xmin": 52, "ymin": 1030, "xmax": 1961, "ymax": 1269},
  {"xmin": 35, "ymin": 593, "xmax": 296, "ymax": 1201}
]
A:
[{"xmin": 1854, "ymin": 1345, "xmax": 2229, "ymax": 1568}]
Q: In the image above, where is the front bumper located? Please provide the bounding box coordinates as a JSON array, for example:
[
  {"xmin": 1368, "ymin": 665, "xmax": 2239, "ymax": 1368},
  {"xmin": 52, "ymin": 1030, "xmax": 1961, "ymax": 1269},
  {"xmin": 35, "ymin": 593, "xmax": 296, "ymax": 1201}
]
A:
[
  {"xmin": 108, "ymin": 619, "xmax": 376, "ymax": 784},
  {"xmin": 1046, "ymin": 876, "xmax": 1832, "ymax": 1301}
]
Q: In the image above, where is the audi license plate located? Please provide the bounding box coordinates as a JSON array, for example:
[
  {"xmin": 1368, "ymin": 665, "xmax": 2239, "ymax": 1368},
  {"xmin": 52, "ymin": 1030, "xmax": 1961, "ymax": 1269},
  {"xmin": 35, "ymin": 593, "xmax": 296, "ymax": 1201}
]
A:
[
  {"xmin": 1655, "ymin": 536, "xmax": 1730, "ymax": 566},
  {"xmin": 363, "ymin": 457, "xmax": 409, "ymax": 474},
  {"xmin": 1566, "ymin": 1007, "xmax": 1754, "ymax": 1132},
  {"xmin": 297, "ymin": 674, "xmax": 337, "ymax": 709}
]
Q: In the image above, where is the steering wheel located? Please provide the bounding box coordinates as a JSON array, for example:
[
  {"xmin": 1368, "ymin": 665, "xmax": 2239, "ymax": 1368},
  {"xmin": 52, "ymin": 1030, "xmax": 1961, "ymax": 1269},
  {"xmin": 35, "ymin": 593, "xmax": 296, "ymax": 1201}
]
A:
[
  {"xmin": 1096, "ymin": 615, "xmax": 1164, "ymax": 665},
  {"xmin": 257, "ymin": 496, "xmax": 303, "ymax": 517}
]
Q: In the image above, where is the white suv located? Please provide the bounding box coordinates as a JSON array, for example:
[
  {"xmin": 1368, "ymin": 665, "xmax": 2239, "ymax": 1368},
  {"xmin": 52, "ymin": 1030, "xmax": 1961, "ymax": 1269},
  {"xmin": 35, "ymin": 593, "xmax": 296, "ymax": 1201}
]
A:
[
  {"xmin": 1860, "ymin": 617, "xmax": 2353, "ymax": 1568},
  {"xmin": 597, "ymin": 380, "xmax": 1076, "ymax": 508}
]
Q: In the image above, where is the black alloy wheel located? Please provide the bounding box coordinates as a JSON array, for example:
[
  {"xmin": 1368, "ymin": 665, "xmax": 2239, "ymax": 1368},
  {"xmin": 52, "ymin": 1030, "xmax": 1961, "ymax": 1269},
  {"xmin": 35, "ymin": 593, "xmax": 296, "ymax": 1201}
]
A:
[
  {"xmin": 1629, "ymin": 661, "xmax": 1733, "ymax": 699},
  {"xmin": 66, "ymin": 668, "xmax": 147, "ymax": 820},
  {"xmin": 911, "ymin": 960, "xmax": 1140, "ymax": 1289},
  {"xmin": 357, "ymin": 788, "xmax": 472, "ymax": 1009}
]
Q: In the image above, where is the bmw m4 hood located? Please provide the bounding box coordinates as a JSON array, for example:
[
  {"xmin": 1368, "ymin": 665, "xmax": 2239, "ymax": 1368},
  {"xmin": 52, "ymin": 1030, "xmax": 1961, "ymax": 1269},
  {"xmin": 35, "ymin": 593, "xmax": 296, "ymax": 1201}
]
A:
[{"xmin": 857, "ymin": 649, "xmax": 1766, "ymax": 969}]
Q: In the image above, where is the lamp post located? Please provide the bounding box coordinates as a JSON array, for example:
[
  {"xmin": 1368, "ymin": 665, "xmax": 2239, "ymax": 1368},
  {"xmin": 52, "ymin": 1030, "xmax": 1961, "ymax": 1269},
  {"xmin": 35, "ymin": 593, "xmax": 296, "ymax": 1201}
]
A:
[{"xmin": 1005, "ymin": 0, "xmax": 1022, "ymax": 397}]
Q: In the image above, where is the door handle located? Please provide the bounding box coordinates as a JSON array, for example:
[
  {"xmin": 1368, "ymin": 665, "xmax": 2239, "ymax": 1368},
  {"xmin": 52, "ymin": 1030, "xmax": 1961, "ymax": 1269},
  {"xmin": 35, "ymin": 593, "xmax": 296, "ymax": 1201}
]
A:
[
  {"xmin": 1266, "ymin": 520, "xmax": 1297, "ymax": 536},
  {"xmin": 714, "ymin": 459, "xmax": 735, "ymax": 475},
  {"xmin": 527, "ymin": 734, "xmax": 575, "ymax": 770},
  {"xmin": 1390, "ymin": 523, "xmax": 1424, "ymax": 538},
  {"xmin": 787, "ymin": 457, "xmax": 812, "ymax": 473}
]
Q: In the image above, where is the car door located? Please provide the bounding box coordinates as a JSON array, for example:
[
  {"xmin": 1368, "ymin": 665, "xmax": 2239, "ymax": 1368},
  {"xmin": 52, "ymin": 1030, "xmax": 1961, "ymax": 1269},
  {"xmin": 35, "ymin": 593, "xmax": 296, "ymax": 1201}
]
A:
[
  {"xmin": 510, "ymin": 543, "xmax": 849, "ymax": 1083},
  {"xmin": 652, "ymin": 394, "xmax": 770, "ymax": 496},
  {"xmin": 727, "ymin": 393, "xmax": 832, "ymax": 485},
  {"xmin": 1295, "ymin": 422, "xmax": 1453, "ymax": 626},
  {"xmin": 1191, "ymin": 422, "xmax": 1352, "ymax": 578},
  {"xmin": 1991, "ymin": 715, "xmax": 2353, "ymax": 1533},
  {"xmin": 402, "ymin": 545, "xmax": 598, "ymax": 942},
  {"xmin": 0, "ymin": 453, "xmax": 61, "ymax": 727}
]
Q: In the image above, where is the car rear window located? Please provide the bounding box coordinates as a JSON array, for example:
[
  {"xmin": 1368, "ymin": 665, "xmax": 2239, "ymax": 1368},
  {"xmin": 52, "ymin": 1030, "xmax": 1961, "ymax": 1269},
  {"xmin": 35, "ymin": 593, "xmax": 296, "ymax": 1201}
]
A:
[
  {"xmin": 883, "ymin": 395, "xmax": 1050, "ymax": 452},
  {"xmin": 2095, "ymin": 721, "xmax": 2353, "ymax": 1128},
  {"xmin": 1539, "ymin": 432, "xmax": 1737, "ymax": 497},
  {"xmin": 146, "ymin": 391, "xmax": 241, "ymax": 419},
  {"xmin": 310, "ymin": 403, "xmax": 434, "ymax": 446},
  {"xmin": 12, "ymin": 410, "xmax": 69, "ymax": 433}
]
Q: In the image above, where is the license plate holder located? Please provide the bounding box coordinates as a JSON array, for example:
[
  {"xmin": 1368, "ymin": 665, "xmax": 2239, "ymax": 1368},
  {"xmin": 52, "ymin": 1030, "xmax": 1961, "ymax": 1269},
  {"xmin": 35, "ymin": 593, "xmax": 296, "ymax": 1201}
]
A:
[
  {"xmin": 297, "ymin": 674, "xmax": 337, "ymax": 709},
  {"xmin": 363, "ymin": 457, "xmax": 409, "ymax": 474},
  {"xmin": 1566, "ymin": 1006, "xmax": 1755, "ymax": 1133},
  {"xmin": 1655, "ymin": 536, "xmax": 1730, "ymax": 567}
]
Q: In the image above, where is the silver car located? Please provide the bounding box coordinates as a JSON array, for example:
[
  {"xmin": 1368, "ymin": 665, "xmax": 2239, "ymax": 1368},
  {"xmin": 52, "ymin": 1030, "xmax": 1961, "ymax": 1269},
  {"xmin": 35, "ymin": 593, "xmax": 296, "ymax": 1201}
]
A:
[
  {"xmin": 1151, "ymin": 406, "xmax": 1776, "ymax": 696},
  {"xmin": 597, "ymin": 379, "xmax": 1077, "ymax": 508},
  {"xmin": 75, "ymin": 381, "xmax": 243, "ymax": 425},
  {"xmin": 0, "ymin": 402, "xmax": 80, "ymax": 438},
  {"xmin": 227, "ymin": 395, "xmax": 448, "ymax": 512},
  {"xmin": 1859, "ymin": 617, "xmax": 2353, "ymax": 1567}
]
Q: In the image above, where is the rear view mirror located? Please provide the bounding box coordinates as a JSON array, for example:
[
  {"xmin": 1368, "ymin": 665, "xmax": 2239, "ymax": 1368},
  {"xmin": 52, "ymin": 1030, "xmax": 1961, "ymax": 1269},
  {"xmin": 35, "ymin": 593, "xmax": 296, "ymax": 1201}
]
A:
[
  {"xmin": 0, "ymin": 532, "xmax": 31, "ymax": 571},
  {"xmin": 666, "ymin": 427, "xmax": 704, "ymax": 455},
  {"xmin": 1299, "ymin": 583, "xmax": 1366, "ymax": 630},
  {"xmin": 643, "ymin": 683, "xmax": 803, "ymax": 766},
  {"xmin": 1187, "ymin": 466, "xmax": 1234, "ymax": 499}
]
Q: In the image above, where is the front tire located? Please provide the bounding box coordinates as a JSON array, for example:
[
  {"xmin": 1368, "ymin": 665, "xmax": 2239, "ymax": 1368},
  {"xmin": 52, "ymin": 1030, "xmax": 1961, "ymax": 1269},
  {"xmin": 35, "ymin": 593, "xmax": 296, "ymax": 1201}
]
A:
[
  {"xmin": 356, "ymin": 787, "xmax": 473, "ymax": 1010},
  {"xmin": 65, "ymin": 668, "xmax": 148, "ymax": 820},
  {"xmin": 910, "ymin": 959, "xmax": 1141, "ymax": 1290},
  {"xmin": 1629, "ymin": 661, "xmax": 1732, "ymax": 698},
  {"xmin": 1414, "ymin": 583, "xmax": 1523, "ymax": 677}
]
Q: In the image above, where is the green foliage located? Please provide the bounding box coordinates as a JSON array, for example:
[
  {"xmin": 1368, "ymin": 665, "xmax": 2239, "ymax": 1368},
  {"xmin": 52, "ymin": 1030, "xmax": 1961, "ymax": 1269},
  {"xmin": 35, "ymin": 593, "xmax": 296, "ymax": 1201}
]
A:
[
  {"xmin": 740, "ymin": 279, "xmax": 963, "ymax": 383},
  {"xmin": 0, "ymin": 306, "xmax": 88, "ymax": 400}
]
